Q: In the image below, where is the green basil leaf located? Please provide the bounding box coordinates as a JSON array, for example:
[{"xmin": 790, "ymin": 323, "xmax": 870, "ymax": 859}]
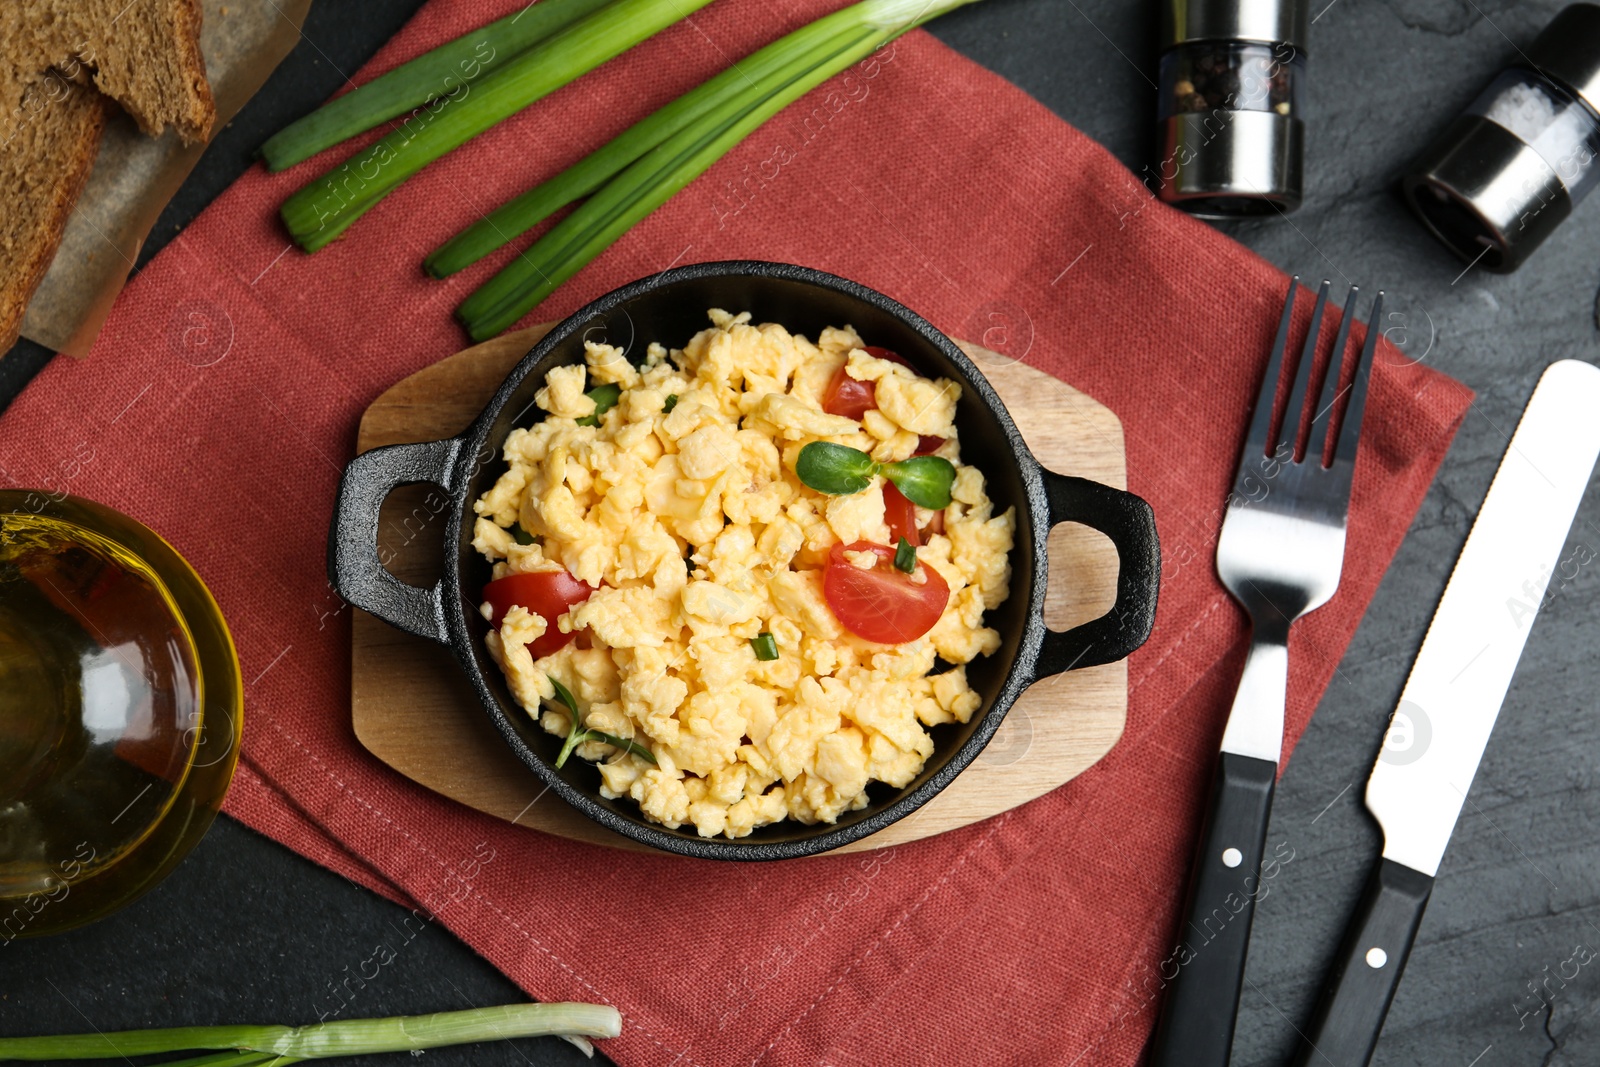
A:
[
  {"xmin": 795, "ymin": 442, "xmax": 878, "ymax": 497},
  {"xmin": 576, "ymin": 383, "xmax": 622, "ymax": 426},
  {"xmin": 511, "ymin": 523, "xmax": 535, "ymax": 546},
  {"xmin": 894, "ymin": 537, "xmax": 917, "ymax": 574},
  {"xmin": 883, "ymin": 456, "xmax": 957, "ymax": 509}
]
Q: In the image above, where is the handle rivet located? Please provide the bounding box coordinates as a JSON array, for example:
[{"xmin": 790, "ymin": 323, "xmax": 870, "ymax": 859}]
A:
[
  {"xmin": 1365, "ymin": 947, "xmax": 1388, "ymax": 969},
  {"xmin": 1221, "ymin": 847, "xmax": 1243, "ymax": 868}
]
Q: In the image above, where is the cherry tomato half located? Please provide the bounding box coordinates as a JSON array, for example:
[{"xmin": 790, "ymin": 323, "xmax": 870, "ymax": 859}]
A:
[
  {"xmin": 883, "ymin": 481, "xmax": 920, "ymax": 547},
  {"xmin": 913, "ymin": 435, "xmax": 945, "ymax": 456},
  {"xmin": 822, "ymin": 541, "xmax": 949, "ymax": 644},
  {"xmin": 821, "ymin": 346, "xmax": 912, "ymax": 420},
  {"xmin": 482, "ymin": 569, "xmax": 595, "ymax": 659},
  {"xmin": 862, "ymin": 346, "xmax": 910, "ymax": 366}
]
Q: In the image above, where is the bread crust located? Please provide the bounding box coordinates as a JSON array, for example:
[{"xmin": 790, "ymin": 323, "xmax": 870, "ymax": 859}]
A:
[
  {"xmin": 171, "ymin": 0, "xmax": 215, "ymax": 143},
  {"xmin": 76, "ymin": 0, "xmax": 216, "ymax": 144},
  {"xmin": 0, "ymin": 86, "xmax": 110, "ymax": 351},
  {"xmin": 0, "ymin": 0, "xmax": 215, "ymax": 352}
]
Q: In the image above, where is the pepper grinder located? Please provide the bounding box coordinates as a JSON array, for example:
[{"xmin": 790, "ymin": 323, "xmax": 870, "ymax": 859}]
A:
[
  {"xmin": 1155, "ymin": 0, "xmax": 1309, "ymax": 217},
  {"xmin": 1402, "ymin": 4, "xmax": 1600, "ymax": 273}
]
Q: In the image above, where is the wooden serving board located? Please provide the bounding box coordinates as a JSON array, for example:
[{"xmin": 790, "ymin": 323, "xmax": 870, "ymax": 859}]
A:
[{"xmin": 351, "ymin": 325, "xmax": 1128, "ymax": 854}]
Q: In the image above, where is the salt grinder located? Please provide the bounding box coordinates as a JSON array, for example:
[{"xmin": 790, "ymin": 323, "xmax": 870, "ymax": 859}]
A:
[
  {"xmin": 1155, "ymin": 0, "xmax": 1309, "ymax": 217},
  {"xmin": 1402, "ymin": 4, "xmax": 1600, "ymax": 273}
]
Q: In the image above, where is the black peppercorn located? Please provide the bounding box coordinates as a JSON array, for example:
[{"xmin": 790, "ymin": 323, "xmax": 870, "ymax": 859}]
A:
[{"xmin": 1155, "ymin": 0, "xmax": 1309, "ymax": 217}]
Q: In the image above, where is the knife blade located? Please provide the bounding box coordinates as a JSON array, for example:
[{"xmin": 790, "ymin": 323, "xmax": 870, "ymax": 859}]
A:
[{"xmin": 1292, "ymin": 358, "xmax": 1600, "ymax": 1067}]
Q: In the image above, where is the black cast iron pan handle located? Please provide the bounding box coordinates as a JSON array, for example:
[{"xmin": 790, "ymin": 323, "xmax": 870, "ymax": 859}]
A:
[
  {"xmin": 1033, "ymin": 468, "xmax": 1160, "ymax": 677},
  {"xmin": 328, "ymin": 437, "xmax": 462, "ymax": 645}
]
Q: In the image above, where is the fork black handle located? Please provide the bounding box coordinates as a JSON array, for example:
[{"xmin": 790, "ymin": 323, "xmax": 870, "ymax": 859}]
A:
[
  {"xmin": 1033, "ymin": 469, "xmax": 1160, "ymax": 675},
  {"xmin": 1143, "ymin": 752, "xmax": 1277, "ymax": 1067}
]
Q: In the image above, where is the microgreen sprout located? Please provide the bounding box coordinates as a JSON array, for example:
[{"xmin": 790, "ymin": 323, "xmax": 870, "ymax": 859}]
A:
[
  {"xmin": 795, "ymin": 442, "xmax": 956, "ymax": 509},
  {"xmin": 548, "ymin": 677, "xmax": 655, "ymax": 768}
]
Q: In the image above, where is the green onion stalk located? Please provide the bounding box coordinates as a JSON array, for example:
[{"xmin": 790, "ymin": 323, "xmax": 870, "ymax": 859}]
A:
[
  {"xmin": 279, "ymin": 0, "xmax": 715, "ymax": 253},
  {"xmin": 259, "ymin": 0, "xmax": 615, "ymax": 171},
  {"xmin": 424, "ymin": 0, "xmax": 889, "ymax": 278},
  {"xmin": 0, "ymin": 1004, "xmax": 622, "ymax": 1065},
  {"xmin": 451, "ymin": 0, "xmax": 985, "ymax": 341}
]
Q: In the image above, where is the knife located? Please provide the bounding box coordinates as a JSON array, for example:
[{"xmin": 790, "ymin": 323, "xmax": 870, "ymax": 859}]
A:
[{"xmin": 1291, "ymin": 359, "xmax": 1600, "ymax": 1067}]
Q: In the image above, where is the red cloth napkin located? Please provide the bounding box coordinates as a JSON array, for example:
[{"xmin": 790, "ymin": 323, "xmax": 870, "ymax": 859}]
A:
[{"xmin": 1, "ymin": 1, "xmax": 1472, "ymax": 1062}]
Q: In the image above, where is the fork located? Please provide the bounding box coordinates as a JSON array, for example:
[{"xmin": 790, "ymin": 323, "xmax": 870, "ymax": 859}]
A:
[{"xmin": 1145, "ymin": 277, "xmax": 1383, "ymax": 1067}]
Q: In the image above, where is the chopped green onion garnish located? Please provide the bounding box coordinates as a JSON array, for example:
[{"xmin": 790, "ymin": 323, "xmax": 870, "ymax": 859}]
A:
[
  {"xmin": 575, "ymin": 382, "xmax": 621, "ymax": 426},
  {"xmin": 894, "ymin": 537, "xmax": 917, "ymax": 573},
  {"xmin": 511, "ymin": 523, "xmax": 535, "ymax": 545},
  {"xmin": 259, "ymin": 0, "xmax": 613, "ymax": 172},
  {"xmin": 663, "ymin": 393, "xmax": 679, "ymax": 413},
  {"xmin": 751, "ymin": 632, "xmax": 779, "ymax": 661},
  {"xmin": 0, "ymin": 1004, "xmax": 622, "ymax": 1062},
  {"xmin": 280, "ymin": 0, "xmax": 715, "ymax": 253}
]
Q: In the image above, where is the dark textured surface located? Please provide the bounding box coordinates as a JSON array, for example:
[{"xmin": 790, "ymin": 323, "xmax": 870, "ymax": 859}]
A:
[{"xmin": 4, "ymin": 1, "xmax": 1600, "ymax": 1064}]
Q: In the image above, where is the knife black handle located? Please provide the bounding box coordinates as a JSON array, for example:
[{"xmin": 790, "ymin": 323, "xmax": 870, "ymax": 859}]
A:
[
  {"xmin": 1144, "ymin": 752, "xmax": 1277, "ymax": 1067},
  {"xmin": 1291, "ymin": 859, "xmax": 1434, "ymax": 1067}
]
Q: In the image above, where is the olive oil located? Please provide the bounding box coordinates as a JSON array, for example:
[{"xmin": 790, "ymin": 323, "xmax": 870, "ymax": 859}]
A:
[{"xmin": 0, "ymin": 496, "xmax": 241, "ymax": 938}]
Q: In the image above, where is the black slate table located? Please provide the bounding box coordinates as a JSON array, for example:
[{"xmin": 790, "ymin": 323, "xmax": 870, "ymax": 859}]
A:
[{"xmin": 5, "ymin": 2, "xmax": 1599, "ymax": 1064}]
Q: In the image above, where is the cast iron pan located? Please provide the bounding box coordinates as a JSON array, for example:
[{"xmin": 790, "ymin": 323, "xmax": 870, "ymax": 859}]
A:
[{"xmin": 330, "ymin": 261, "xmax": 1160, "ymax": 860}]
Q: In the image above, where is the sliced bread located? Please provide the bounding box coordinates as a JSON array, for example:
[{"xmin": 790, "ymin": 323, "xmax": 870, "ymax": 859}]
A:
[
  {"xmin": 16, "ymin": 0, "xmax": 216, "ymax": 145},
  {"xmin": 0, "ymin": 0, "xmax": 215, "ymax": 350},
  {"xmin": 0, "ymin": 71, "xmax": 110, "ymax": 351}
]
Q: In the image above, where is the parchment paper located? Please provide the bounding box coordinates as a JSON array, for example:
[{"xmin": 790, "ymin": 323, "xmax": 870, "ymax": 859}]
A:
[{"xmin": 20, "ymin": 0, "xmax": 313, "ymax": 357}]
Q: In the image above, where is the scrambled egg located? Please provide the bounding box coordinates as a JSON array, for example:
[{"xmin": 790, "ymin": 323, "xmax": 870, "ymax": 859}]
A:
[{"xmin": 473, "ymin": 310, "xmax": 1015, "ymax": 838}]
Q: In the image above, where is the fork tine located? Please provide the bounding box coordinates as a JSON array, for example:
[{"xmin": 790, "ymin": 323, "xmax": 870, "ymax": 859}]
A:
[
  {"xmin": 1330, "ymin": 291, "xmax": 1383, "ymax": 470},
  {"xmin": 1308, "ymin": 285, "xmax": 1360, "ymax": 467},
  {"xmin": 1240, "ymin": 275, "xmax": 1300, "ymax": 465},
  {"xmin": 1280, "ymin": 279, "xmax": 1332, "ymax": 462}
]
